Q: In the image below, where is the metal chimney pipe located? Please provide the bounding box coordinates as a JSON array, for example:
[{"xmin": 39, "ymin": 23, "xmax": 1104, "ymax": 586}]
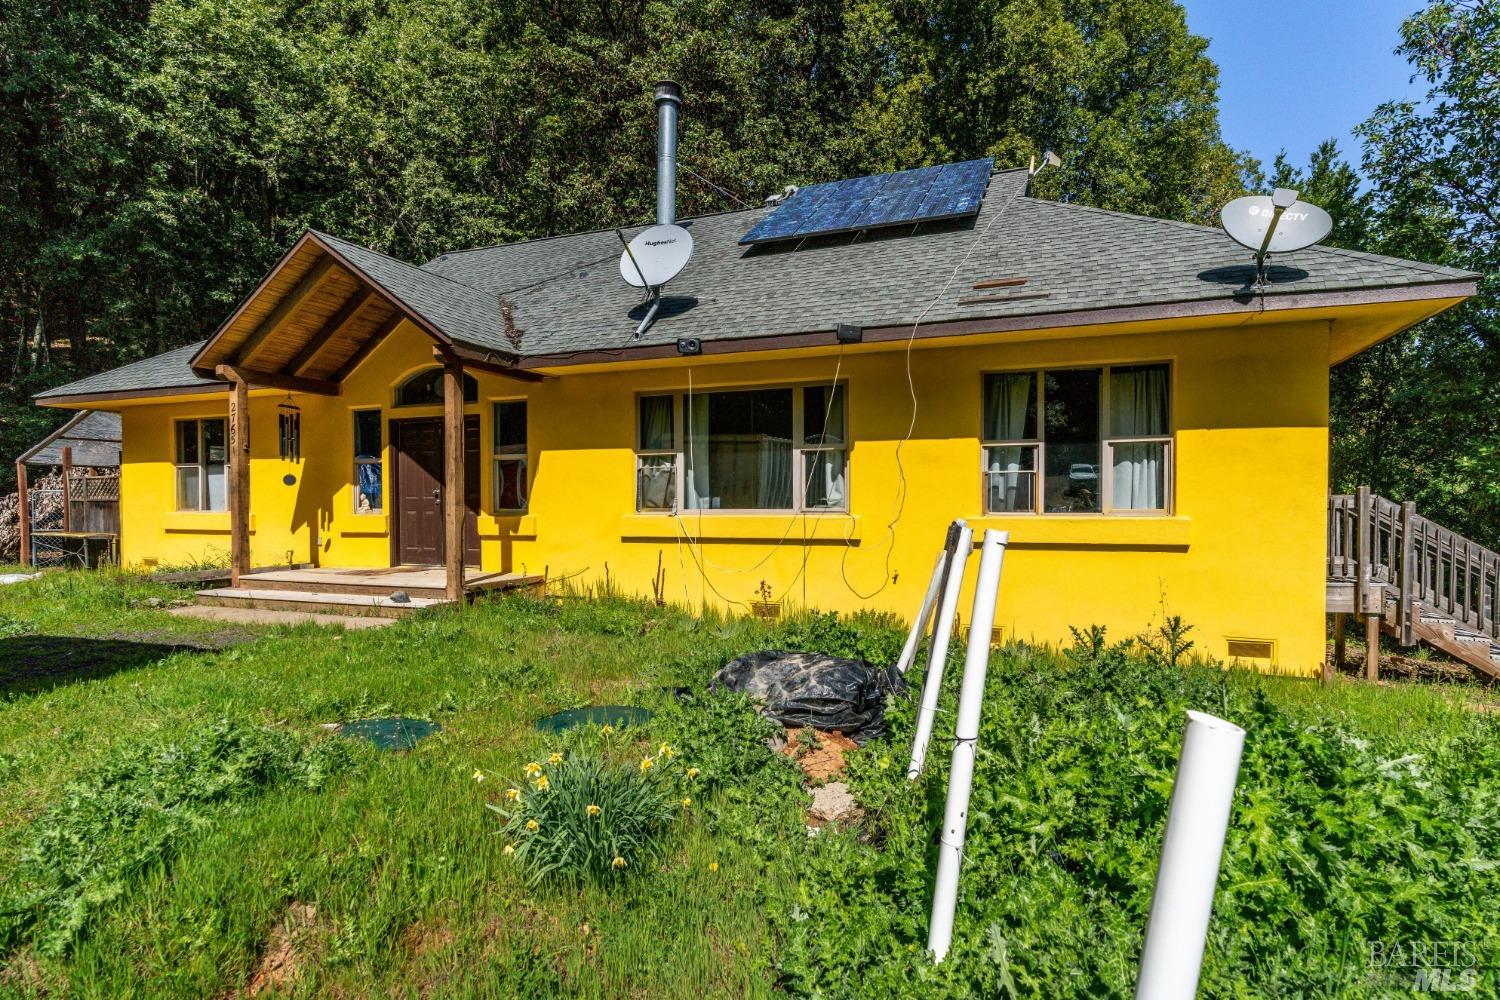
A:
[{"xmin": 654, "ymin": 80, "xmax": 682, "ymax": 226}]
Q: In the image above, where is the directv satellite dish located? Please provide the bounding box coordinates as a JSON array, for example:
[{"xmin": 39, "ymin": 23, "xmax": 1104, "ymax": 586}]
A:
[
  {"xmin": 619, "ymin": 223, "xmax": 693, "ymax": 289},
  {"xmin": 1220, "ymin": 188, "xmax": 1333, "ymax": 274}
]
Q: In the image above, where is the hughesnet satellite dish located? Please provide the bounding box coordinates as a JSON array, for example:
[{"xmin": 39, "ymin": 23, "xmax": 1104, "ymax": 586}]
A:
[
  {"xmin": 1220, "ymin": 188, "xmax": 1333, "ymax": 273},
  {"xmin": 619, "ymin": 223, "xmax": 693, "ymax": 289}
]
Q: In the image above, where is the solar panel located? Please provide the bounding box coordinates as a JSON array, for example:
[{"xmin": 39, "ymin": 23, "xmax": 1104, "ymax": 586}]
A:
[{"xmin": 741, "ymin": 157, "xmax": 993, "ymax": 246}]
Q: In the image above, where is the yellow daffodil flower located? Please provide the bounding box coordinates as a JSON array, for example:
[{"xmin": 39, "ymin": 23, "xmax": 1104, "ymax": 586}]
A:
[
  {"xmin": 473, "ymin": 770, "xmax": 485, "ymax": 783},
  {"xmin": 681, "ymin": 797, "xmax": 692, "ymax": 809},
  {"xmin": 709, "ymin": 861, "xmax": 719, "ymax": 873},
  {"xmin": 523, "ymin": 762, "xmax": 542, "ymax": 777},
  {"xmin": 601, "ymin": 724, "xmax": 613, "ymax": 734},
  {"xmin": 686, "ymin": 767, "xmax": 700, "ymax": 779},
  {"xmin": 503, "ymin": 843, "xmax": 515, "ymax": 856},
  {"xmin": 535, "ymin": 775, "xmax": 550, "ymax": 791},
  {"xmin": 640, "ymin": 756, "xmax": 654, "ymax": 773},
  {"xmin": 586, "ymin": 804, "xmax": 601, "ymax": 816},
  {"xmin": 525, "ymin": 819, "xmax": 539, "ymax": 832},
  {"xmin": 548, "ymin": 752, "xmax": 563, "ymax": 765},
  {"xmin": 505, "ymin": 787, "xmax": 521, "ymax": 802},
  {"xmin": 611, "ymin": 856, "xmax": 626, "ymax": 869},
  {"xmin": 659, "ymin": 743, "xmax": 674, "ymax": 758}
]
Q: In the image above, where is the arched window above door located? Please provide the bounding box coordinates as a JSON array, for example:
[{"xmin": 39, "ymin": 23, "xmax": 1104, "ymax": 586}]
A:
[{"xmin": 395, "ymin": 367, "xmax": 478, "ymax": 407}]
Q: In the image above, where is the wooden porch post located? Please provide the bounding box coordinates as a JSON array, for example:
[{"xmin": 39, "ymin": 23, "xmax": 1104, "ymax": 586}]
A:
[
  {"xmin": 1364, "ymin": 613, "xmax": 1381, "ymax": 682},
  {"xmin": 443, "ymin": 360, "xmax": 465, "ymax": 602},
  {"xmin": 228, "ymin": 373, "xmax": 251, "ymax": 586},
  {"xmin": 15, "ymin": 461, "xmax": 30, "ymax": 566},
  {"xmin": 1328, "ymin": 612, "xmax": 1345, "ymax": 685},
  {"xmin": 60, "ymin": 446, "xmax": 73, "ymax": 532}
]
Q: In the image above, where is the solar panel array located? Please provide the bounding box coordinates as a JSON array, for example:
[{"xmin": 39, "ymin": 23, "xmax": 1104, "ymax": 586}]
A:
[{"xmin": 740, "ymin": 158, "xmax": 994, "ymax": 246}]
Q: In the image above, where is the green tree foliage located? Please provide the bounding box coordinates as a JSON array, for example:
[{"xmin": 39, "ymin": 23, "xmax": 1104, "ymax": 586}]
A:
[
  {"xmin": 1313, "ymin": 0, "xmax": 1498, "ymax": 546},
  {"xmin": 1, "ymin": 0, "xmax": 1244, "ymax": 487}
]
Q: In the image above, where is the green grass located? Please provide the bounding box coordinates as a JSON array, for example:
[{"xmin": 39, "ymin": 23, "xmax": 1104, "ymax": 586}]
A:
[{"xmin": 0, "ymin": 571, "xmax": 1495, "ymax": 997}]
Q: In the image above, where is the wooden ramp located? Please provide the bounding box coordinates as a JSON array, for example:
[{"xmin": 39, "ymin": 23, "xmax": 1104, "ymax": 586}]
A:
[
  {"xmin": 196, "ymin": 566, "xmax": 543, "ymax": 619},
  {"xmin": 1329, "ymin": 489, "xmax": 1499, "ymax": 681}
]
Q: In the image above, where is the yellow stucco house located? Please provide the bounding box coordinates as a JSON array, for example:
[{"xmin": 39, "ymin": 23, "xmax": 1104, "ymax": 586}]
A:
[{"xmin": 34, "ymin": 154, "xmax": 1475, "ymax": 674}]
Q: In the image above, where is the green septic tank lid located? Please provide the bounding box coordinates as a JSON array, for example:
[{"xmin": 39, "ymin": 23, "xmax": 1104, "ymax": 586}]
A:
[
  {"xmin": 338, "ymin": 717, "xmax": 441, "ymax": 751},
  {"xmin": 535, "ymin": 706, "xmax": 653, "ymax": 734}
]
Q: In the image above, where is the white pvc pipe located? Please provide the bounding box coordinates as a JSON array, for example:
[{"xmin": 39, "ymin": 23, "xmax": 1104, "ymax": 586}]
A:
[
  {"xmin": 927, "ymin": 528, "xmax": 1008, "ymax": 963},
  {"xmin": 907, "ymin": 521, "xmax": 973, "ymax": 779},
  {"xmin": 894, "ymin": 544, "xmax": 952, "ymax": 677},
  {"xmin": 1134, "ymin": 710, "xmax": 1247, "ymax": 1000}
]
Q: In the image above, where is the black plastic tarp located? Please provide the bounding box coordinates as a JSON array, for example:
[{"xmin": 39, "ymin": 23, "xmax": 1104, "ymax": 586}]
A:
[{"xmin": 712, "ymin": 650, "xmax": 905, "ymax": 743}]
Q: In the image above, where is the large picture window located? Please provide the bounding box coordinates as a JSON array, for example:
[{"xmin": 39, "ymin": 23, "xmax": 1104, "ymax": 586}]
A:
[
  {"xmin": 175, "ymin": 418, "xmax": 227, "ymax": 511},
  {"xmin": 353, "ymin": 410, "xmax": 383, "ymax": 513},
  {"xmin": 493, "ymin": 400, "xmax": 528, "ymax": 511},
  {"xmin": 983, "ymin": 364, "xmax": 1170, "ymax": 514},
  {"xmin": 635, "ymin": 383, "xmax": 848, "ymax": 512}
]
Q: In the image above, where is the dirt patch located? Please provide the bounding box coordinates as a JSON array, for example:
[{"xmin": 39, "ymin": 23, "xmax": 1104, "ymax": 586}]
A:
[
  {"xmin": 400, "ymin": 917, "xmax": 455, "ymax": 958},
  {"xmin": 246, "ymin": 902, "xmax": 319, "ymax": 997},
  {"xmin": 782, "ymin": 727, "xmax": 859, "ymax": 782},
  {"xmin": 0, "ymin": 951, "xmax": 44, "ymax": 992},
  {"xmin": 1328, "ymin": 641, "xmax": 1477, "ymax": 684}
]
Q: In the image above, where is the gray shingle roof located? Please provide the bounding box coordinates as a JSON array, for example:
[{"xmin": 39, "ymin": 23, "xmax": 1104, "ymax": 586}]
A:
[
  {"xmin": 18, "ymin": 410, "xmax": 122, "ymax": 466},
  {"xmin": 422, "ymin": 168, "xmax": 1476, "ymax": 358},
  {"xmin": 314, "ymin": 232, "xmax": 511, "ymax": 350},
  {"xmin": 35, "ymin": 341, "xmax": 215, "ymax": 402},
  {"xmin": 37, "ymin": 167, "xmax": 1478, "ymax": 402}
]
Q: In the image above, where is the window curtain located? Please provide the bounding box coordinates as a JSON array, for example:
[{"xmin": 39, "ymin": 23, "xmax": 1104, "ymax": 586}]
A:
[
  {"xmin": 985, "ymin": 373, "xmax": 1034, "ymax": 510},
  {"xmin": 757, "ymin": 435, "xmax": 792, "ymax": 508},
  {"xmin": 639, "ymin": 397, "xmax": 675, "ymax": 508},
  {"xmin": 685, "ymin": 394, "xmax": 711, "ymax": 509},
  {"xmin": 1109, "ymin": 366, "xmax": 1169, "ymax": 509}
]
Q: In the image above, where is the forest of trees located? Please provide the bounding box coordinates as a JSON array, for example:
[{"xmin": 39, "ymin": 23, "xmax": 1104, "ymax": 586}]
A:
[{"xmin": 2, "ymin": 0, "xmax": 1494, "ymax": 543}]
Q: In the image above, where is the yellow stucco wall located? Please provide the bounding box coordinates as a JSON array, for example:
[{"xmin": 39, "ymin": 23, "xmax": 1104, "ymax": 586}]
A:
[{"xmin": 116, "ymin": 317, "xmax": 1330, "ymax": 673}]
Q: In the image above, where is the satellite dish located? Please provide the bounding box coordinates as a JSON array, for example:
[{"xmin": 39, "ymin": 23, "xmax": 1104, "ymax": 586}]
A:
[
  {"xmin": 1220, "ymin": 189, "xmax": 1333, "ymax": 257},
  {"xmin": 619, "ymin": 223, "xmax": 693, "ymax": 289}
]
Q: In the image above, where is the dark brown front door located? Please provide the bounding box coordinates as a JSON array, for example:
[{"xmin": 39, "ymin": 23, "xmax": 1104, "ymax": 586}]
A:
[{"xmin": 392, "ymin": 416, "xmax": 481, "ymax": 566}]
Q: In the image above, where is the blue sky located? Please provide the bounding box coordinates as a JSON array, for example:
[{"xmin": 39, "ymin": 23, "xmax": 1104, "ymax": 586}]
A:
[{"xmin": 1181, "ymin": 1, "xmax": 1427, "ymax": 174}]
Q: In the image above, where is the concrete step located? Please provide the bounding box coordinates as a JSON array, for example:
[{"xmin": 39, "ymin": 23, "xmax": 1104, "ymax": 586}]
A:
[
  {"xmin": 169, "ymin": 604, "xmax": 396, "ymax": 630},
  {"xmin": 236, "ymin": 570, "xmax": 447, "ymax": 600},
  {"xmin": 195, "ymin": 587, "xmax": 449, "ymax": 619}
]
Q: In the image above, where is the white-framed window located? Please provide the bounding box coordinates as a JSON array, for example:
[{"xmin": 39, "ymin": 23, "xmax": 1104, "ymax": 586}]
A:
[
  {"xmin": 982, "ymin": 363, "xmax": 1171, "ymax": 515},
  {"xmin": 174, "ymin": 418, "xmax": 227, "ymax": 511},
  {"xmin": 634, "ymin": 382, "xmax": 849, "ymax": 512},
  {"xmin": 353, "ymin": 409, "xmax": 383, "ymax": 513},
  {"xmin": 493, "ymin": 400, "xmax": 528, "ymax": 511}
]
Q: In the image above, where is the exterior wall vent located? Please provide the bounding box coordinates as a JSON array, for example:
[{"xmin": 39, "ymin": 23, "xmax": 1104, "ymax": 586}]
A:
[{"xmin": 1226, "ymin": 638, "xmax": 1276, "ymax": 663}]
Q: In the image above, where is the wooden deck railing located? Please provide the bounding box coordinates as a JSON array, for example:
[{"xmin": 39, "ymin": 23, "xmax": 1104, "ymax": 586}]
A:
[{"xmin": 1328, "ymin": 488, "xmax": 1500, "ymax": 646}]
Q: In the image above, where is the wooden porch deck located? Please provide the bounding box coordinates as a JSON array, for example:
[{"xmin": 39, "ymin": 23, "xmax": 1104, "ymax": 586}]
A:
[{"xmin": 195, "ymin": 565, "xmax": 543, "ymax": 620}]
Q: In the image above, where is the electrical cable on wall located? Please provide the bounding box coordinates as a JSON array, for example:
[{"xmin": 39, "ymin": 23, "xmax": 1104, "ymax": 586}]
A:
[{"xmin": 670, "ymin": 173, "xmax": 1021, "ymax": 610}]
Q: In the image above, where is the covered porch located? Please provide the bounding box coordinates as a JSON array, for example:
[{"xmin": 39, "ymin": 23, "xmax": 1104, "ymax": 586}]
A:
[{"xmin": 189, "ymin": 229, "xmax": 546, "ymax": 601}]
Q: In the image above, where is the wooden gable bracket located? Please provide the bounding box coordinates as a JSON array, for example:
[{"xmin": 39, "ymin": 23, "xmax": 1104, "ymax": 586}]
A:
[
  {"xmin": 286, "ymin": 286, "xmax": 377, "ymax": 377},
  {"xmin": 235, "ymin": 255, "xmax": 338, "ymax": 368},
  {"xmin": 434, "ymin": 342, "xmax": 551, "ymax": 382},
  {"xmin": 215, "ymin": 364, "xmax": 340, "ymax": 397}
]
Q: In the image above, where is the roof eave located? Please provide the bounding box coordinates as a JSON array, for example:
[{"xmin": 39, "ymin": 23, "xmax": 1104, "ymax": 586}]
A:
[{"xmin": 517, "ymin": 277, "xmax": 1479, "ymax": 371}]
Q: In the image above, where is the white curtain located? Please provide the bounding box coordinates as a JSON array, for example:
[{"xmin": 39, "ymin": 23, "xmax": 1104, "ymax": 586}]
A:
[
  {"xmin": 804, "ymin": 449, "xmax": 847, "ymax": 508},
  {"xmin": 1109, "ymin": 366, "xmax": 1169, "ymax": 509},
  {"xmin": 984, "ymin": 373, "xmax": 1034, "ymax": 510},
  {"xmin": 685, "ymin": 394, "xmax": 711, "ymax": 509},
  {"xmin": 638, "ymin": 397, "xmax": 675, "ymax": 509},
  {"xmin": 756, "ymin": 435, "xmax": 792, "ymax": 508}
]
